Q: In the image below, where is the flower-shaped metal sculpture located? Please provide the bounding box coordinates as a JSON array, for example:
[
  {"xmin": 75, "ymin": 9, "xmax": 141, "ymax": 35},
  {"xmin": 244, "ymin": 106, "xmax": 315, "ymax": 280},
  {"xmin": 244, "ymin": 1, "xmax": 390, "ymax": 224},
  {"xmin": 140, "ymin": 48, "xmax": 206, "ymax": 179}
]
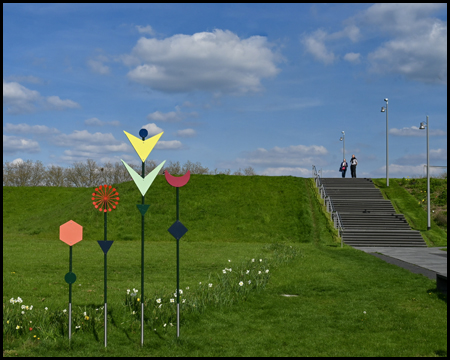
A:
[
  {"xmin": 92, "ymin": 185, "xmax": 119, "ymax": 212},
  {"xmin": 92, "ymin": 184, "xmax": 118, "ymax": 347}
]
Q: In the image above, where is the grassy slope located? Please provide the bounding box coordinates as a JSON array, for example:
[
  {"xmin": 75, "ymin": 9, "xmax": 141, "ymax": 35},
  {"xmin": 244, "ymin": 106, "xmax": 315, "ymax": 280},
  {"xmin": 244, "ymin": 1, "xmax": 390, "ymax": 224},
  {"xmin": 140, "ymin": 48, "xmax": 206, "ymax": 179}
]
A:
[
  {"xmin": 3, "ymin": 176, "xmax": 447, "ymax": 357},
  {"xmin": 372, "ymin": 178, "xmax": 447, "ymax": 247},
  {"xmin": 3, "ymin": 175, "xmax": 332, "ymax": 244}
]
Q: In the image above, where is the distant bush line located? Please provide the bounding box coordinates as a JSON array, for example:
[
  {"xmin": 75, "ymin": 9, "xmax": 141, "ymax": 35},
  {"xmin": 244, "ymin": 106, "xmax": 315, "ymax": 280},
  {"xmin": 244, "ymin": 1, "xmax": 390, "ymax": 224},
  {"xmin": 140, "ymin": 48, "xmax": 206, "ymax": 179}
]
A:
[{"xmin": 3, "ymin": 159, "xmax": 257, "ymax": 187}]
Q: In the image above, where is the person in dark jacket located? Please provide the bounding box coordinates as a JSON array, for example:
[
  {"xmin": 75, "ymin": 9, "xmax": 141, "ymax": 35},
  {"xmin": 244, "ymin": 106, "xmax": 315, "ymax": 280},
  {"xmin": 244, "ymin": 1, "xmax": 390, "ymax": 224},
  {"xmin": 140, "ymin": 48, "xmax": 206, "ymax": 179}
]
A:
[
  {"xmin": 340, "ymin": 159, "xmax": 348, "ymax": 178},
  {"xmin": 350, "ymin": 155, "xmax": 358, "ymax": 178}
]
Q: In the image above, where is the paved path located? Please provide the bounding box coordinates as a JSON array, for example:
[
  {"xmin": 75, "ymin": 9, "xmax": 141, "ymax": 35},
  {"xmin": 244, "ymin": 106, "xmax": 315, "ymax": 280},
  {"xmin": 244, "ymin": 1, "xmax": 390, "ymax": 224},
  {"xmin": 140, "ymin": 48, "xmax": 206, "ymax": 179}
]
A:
[{"xmin": 353, "ymin": 247, "xmax": 447, "ymax": 280}]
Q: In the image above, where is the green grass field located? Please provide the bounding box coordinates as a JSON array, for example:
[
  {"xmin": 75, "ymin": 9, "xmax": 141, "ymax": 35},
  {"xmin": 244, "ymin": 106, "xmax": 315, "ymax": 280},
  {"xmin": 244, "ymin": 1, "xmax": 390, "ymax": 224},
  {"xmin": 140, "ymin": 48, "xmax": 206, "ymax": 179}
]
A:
[{"xmin": 3, "ymin": 176, "xmax": 447, "ymax": 357}]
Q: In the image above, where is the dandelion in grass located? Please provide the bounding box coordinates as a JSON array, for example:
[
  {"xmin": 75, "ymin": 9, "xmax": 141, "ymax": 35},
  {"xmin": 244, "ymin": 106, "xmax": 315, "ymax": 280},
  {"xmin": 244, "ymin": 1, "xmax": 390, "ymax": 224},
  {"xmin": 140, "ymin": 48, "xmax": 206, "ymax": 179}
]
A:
[
  {"xmin": 16, "ymin": 325, "xmax": 20, "ymax": 330},
  {"xmin": 239, "ymin": 281, "xmax": 244, "ymax": 286},
  {"xmin": 92, "ymin": 185, "xmax": 120, "ymax": 212}
]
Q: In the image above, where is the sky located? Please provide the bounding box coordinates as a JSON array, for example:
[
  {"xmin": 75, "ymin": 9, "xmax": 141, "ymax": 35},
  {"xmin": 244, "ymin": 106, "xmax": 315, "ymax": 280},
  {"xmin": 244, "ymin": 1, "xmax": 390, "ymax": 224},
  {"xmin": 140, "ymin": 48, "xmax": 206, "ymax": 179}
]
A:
[{"xmin": 3, "ymin": 3, "xmax": 447, "ymax": 178}]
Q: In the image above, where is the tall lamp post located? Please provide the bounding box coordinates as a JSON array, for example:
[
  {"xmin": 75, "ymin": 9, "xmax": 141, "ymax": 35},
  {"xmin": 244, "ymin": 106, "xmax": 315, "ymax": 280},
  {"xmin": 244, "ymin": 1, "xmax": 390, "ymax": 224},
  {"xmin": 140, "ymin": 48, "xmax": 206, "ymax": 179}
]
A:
[
  {"xmin": 419, "ymin": 116, "xmax": 431, "ymax": 230},
  {"xmin": 339, "ymin": 131, "xmax": 345, "ymax": 161},
  {"xmin": 381, "ymin": 98, "xmax": 389, "ymax": 187}
]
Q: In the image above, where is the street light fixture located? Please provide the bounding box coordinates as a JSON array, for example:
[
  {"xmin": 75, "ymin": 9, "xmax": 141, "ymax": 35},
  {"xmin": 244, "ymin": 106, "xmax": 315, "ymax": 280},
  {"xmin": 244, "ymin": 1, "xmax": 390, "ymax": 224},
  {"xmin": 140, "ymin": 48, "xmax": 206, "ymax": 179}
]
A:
[
  {"xmin": 419, "ymin": 116, "xmax": 430, "ymax": 230},
  {"xmin": 339, "ymin": 131, "xmax": 345, "ymax": 161},
  {"xmin": 381, "ymin": 98, "xmax": 389, "ymax": 187}
]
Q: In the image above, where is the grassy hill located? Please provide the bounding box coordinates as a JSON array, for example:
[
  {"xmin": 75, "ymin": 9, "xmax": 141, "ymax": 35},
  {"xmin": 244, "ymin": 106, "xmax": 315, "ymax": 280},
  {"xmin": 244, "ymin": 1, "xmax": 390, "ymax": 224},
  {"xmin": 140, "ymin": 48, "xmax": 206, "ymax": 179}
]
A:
[
  {"xmin": 3, "ymin": 175, "xmax": 338, "ymax": 245},
  {"xmin": 3, "ymin": 176, "xmax": 447, "ymax": 357}
]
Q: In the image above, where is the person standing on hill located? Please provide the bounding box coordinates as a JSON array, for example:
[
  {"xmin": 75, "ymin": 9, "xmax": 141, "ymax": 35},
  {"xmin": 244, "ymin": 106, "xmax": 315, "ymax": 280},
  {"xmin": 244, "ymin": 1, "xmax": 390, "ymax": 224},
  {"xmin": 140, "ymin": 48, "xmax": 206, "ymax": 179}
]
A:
[
  {"xmin": 350, "ymin": 155, "xmax": 358, "ymax": 178},
  {"xmin": 340, "ymin": 159, "xmax": 348, "ymax": 178}
]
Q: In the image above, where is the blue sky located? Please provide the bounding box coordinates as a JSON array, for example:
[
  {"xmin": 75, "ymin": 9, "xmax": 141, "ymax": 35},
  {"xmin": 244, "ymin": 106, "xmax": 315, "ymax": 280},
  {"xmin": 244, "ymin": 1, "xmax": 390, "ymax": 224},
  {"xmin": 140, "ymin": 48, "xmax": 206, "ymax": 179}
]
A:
[{"xmin": 3, "ymin": 3, "xmax": 447, "ymax": 178}]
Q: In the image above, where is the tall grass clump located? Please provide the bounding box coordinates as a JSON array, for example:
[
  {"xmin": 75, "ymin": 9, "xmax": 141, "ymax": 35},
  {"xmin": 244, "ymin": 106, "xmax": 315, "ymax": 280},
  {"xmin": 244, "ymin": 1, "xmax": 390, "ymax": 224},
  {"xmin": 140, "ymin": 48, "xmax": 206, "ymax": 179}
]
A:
[{"xmin": 123, "ymin": 244, "xmax": 299, "ymax": 331}]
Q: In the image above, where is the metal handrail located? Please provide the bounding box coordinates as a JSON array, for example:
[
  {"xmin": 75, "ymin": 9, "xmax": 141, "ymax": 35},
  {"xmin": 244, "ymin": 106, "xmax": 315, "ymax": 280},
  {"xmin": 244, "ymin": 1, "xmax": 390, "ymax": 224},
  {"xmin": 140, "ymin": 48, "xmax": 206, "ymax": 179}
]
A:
[
  {"xmin": 333, "ymin": 211, "xmax": 344, "ymax": 248},
  {"xmin": 312, "ymin": 165, "xmax": 321, "ymax": 187}
]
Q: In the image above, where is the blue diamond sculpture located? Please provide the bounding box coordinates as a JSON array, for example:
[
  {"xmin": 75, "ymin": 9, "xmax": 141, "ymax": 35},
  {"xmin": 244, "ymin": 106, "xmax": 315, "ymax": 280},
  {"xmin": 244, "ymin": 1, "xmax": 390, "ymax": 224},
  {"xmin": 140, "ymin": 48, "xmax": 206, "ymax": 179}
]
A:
[{"xmin": 168, "ymin": 220, "xmax": 188, "ymax": 240}]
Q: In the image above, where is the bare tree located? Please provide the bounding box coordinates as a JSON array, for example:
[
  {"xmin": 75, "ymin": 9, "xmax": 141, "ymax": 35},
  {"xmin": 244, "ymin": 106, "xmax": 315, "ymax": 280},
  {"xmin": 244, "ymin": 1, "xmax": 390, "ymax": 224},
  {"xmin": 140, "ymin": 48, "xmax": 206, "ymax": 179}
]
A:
[
  {"xmin": 244, "ymin": 166, "xmax": 256, "ymax": 176},
  {"xmin": 182, "ymin": 160, "xmax": 209, "ymax": 174},
  {"xmin": 164, "ymin": 161, "xmax": 182, "ymax": 175},
  {"xmin": 45, "ymin": 164, "xmax": 69, "ymax": 187},
  {"xmin": 65, "ymin": 159, "xmax": 101, "ymax": 187},
  {"xmin": 3, "ymin": 160, "xmax": 46, "ymax": 186}
]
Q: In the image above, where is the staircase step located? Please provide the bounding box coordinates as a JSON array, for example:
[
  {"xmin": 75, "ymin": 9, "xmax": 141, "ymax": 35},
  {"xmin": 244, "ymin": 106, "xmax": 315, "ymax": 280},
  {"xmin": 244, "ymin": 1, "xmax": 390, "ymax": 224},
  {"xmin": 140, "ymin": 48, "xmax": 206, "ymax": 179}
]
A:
[{"xmin": 318, "ymin": 177, "xmax": 427, "ymax": 247}]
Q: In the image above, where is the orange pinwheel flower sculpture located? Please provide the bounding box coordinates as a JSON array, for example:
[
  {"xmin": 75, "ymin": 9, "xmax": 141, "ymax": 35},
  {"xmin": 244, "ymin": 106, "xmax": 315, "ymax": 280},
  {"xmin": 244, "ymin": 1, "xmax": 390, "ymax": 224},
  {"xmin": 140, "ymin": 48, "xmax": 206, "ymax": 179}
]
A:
[{"xmin": 92, "ymin": 185, "xmax": 120, "ymax": 212}]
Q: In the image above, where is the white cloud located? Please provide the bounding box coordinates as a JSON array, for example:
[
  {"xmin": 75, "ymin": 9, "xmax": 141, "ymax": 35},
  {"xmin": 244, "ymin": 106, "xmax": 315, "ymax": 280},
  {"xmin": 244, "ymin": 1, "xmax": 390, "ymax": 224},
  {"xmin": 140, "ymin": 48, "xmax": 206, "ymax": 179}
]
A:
[
  {"xmin": 374, "ymin": 163, "xmax": 447, "ymax": 178},
  {"xmin": 361, "ymin": 3, "xmax": 447, "ymax": 84},
  {"xmin": 395, "ymin": 148, "xmax": 447, "ymax": 165},
  {"xmin": 3, "ymin": 123, "xmax": 60, "ymax": 135},
  {"xmin": 142, "ymin": 123, "xmax": 164, "ymax": 136},
  {"xmin": 3, "ymin": 80, "xmax": 40, "ymax": 113},
  {"xmin": 84, "ymin": 117, "xmax": 120, "ymax": 126},
  {"xmin": 87, "ymin": 59, "xmax": 110, "ymax": 75},
  {"xmin": 301, "ymin": 25, "xmax": 361, "ymax": 65},
  {"xmin": 46, "ymin": 95, "xmax": 80, "ymax": 110},
  {"xmin": 390, "ymin": 126, "xmax": 447, "ymax": 137},
  {"xmin": 234, "ymin": 144, "xmax": 329, "ymax": 170},
  {"xmin": 5, "ymin": 75, "xmax": 43, "ymax": 84},
  {"xmin": 126, "ymin": 29, "xmax": 281, "ymax": 93},
  {"xmin": 3, "ymin": 80, "xmax": 80, "ymax": 113},
  {"xmin": 343, "ymin": 52, "xmax": 361, "ymax": 63},
  {"xmin": 3, "ymin": 135, "xmax": 40, "ymax": 154},
  {"xmin": 155, "ymin": 140, "xmax": 182, "ymax": 150},
  {"xmin": 175, "ymin": 128, "xmax": 196, "ymax": 138},
  {"xmin": 301, "ymin": 29, "xmax": 336, "ymax": 65},
  {"xmin": 262, "ymin": 167, "xmax": 311, "ymax": 177},
  {"xmin": 51, "ymin": 130, "xmax": 130, "ymax": 162},
  {"xmin": 11, "ymin": 158, "xmax": 24, "ymax": 165},
  {"xmin": 136, "ymin": 25, "xmax": 155, "ymax": 36},
  {"xmin": 147, "ymin": 110, "xmax": 182, "ymax": 122}
]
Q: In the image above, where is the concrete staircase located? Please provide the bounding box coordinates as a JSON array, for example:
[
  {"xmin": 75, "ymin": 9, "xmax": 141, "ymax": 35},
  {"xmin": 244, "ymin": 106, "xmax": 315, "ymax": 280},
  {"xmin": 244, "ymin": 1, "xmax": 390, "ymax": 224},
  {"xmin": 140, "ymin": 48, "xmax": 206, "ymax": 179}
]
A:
[{"xmin": 319, "ymin": 178, "xmax": 426, "ymax": 247}]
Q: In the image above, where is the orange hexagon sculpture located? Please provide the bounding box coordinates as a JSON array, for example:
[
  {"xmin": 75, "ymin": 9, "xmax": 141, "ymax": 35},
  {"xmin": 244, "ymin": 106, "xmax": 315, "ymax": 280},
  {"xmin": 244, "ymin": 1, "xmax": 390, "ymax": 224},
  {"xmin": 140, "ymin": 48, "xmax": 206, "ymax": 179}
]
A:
[{"xmin": 60, "ymin": 220, "xmax": 83, "ymax": 246}]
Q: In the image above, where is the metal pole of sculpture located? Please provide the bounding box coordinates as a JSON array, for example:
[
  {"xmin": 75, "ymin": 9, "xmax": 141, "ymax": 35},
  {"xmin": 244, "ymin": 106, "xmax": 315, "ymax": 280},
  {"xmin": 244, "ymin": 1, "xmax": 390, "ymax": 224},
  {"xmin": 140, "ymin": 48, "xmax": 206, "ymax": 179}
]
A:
[
  {"xmin": 59, "ymin": 220, "xmax": 83, "ymax": 342},
  {"xmin": 92, "ymin": 185, "xmax": 119, "ymax": 347},
  {"xmin": 165, "ymin": 170, "xmax": 190, "ymax": 338},
  {"xmin": 121, "ymin": 129, "xmax": 165, "ymax": 346},
  {"xmin": 140, "ymin": 129, "xmax": 146, "ymax": 347}
]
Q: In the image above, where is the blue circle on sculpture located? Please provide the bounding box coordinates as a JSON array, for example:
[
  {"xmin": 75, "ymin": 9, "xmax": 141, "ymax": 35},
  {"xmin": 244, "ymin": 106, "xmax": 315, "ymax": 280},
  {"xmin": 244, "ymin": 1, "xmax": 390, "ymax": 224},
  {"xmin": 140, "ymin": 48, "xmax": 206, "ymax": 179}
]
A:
[{"xmin": 139, "ymin": 129, "xmax": 148, "ymax": 139}]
